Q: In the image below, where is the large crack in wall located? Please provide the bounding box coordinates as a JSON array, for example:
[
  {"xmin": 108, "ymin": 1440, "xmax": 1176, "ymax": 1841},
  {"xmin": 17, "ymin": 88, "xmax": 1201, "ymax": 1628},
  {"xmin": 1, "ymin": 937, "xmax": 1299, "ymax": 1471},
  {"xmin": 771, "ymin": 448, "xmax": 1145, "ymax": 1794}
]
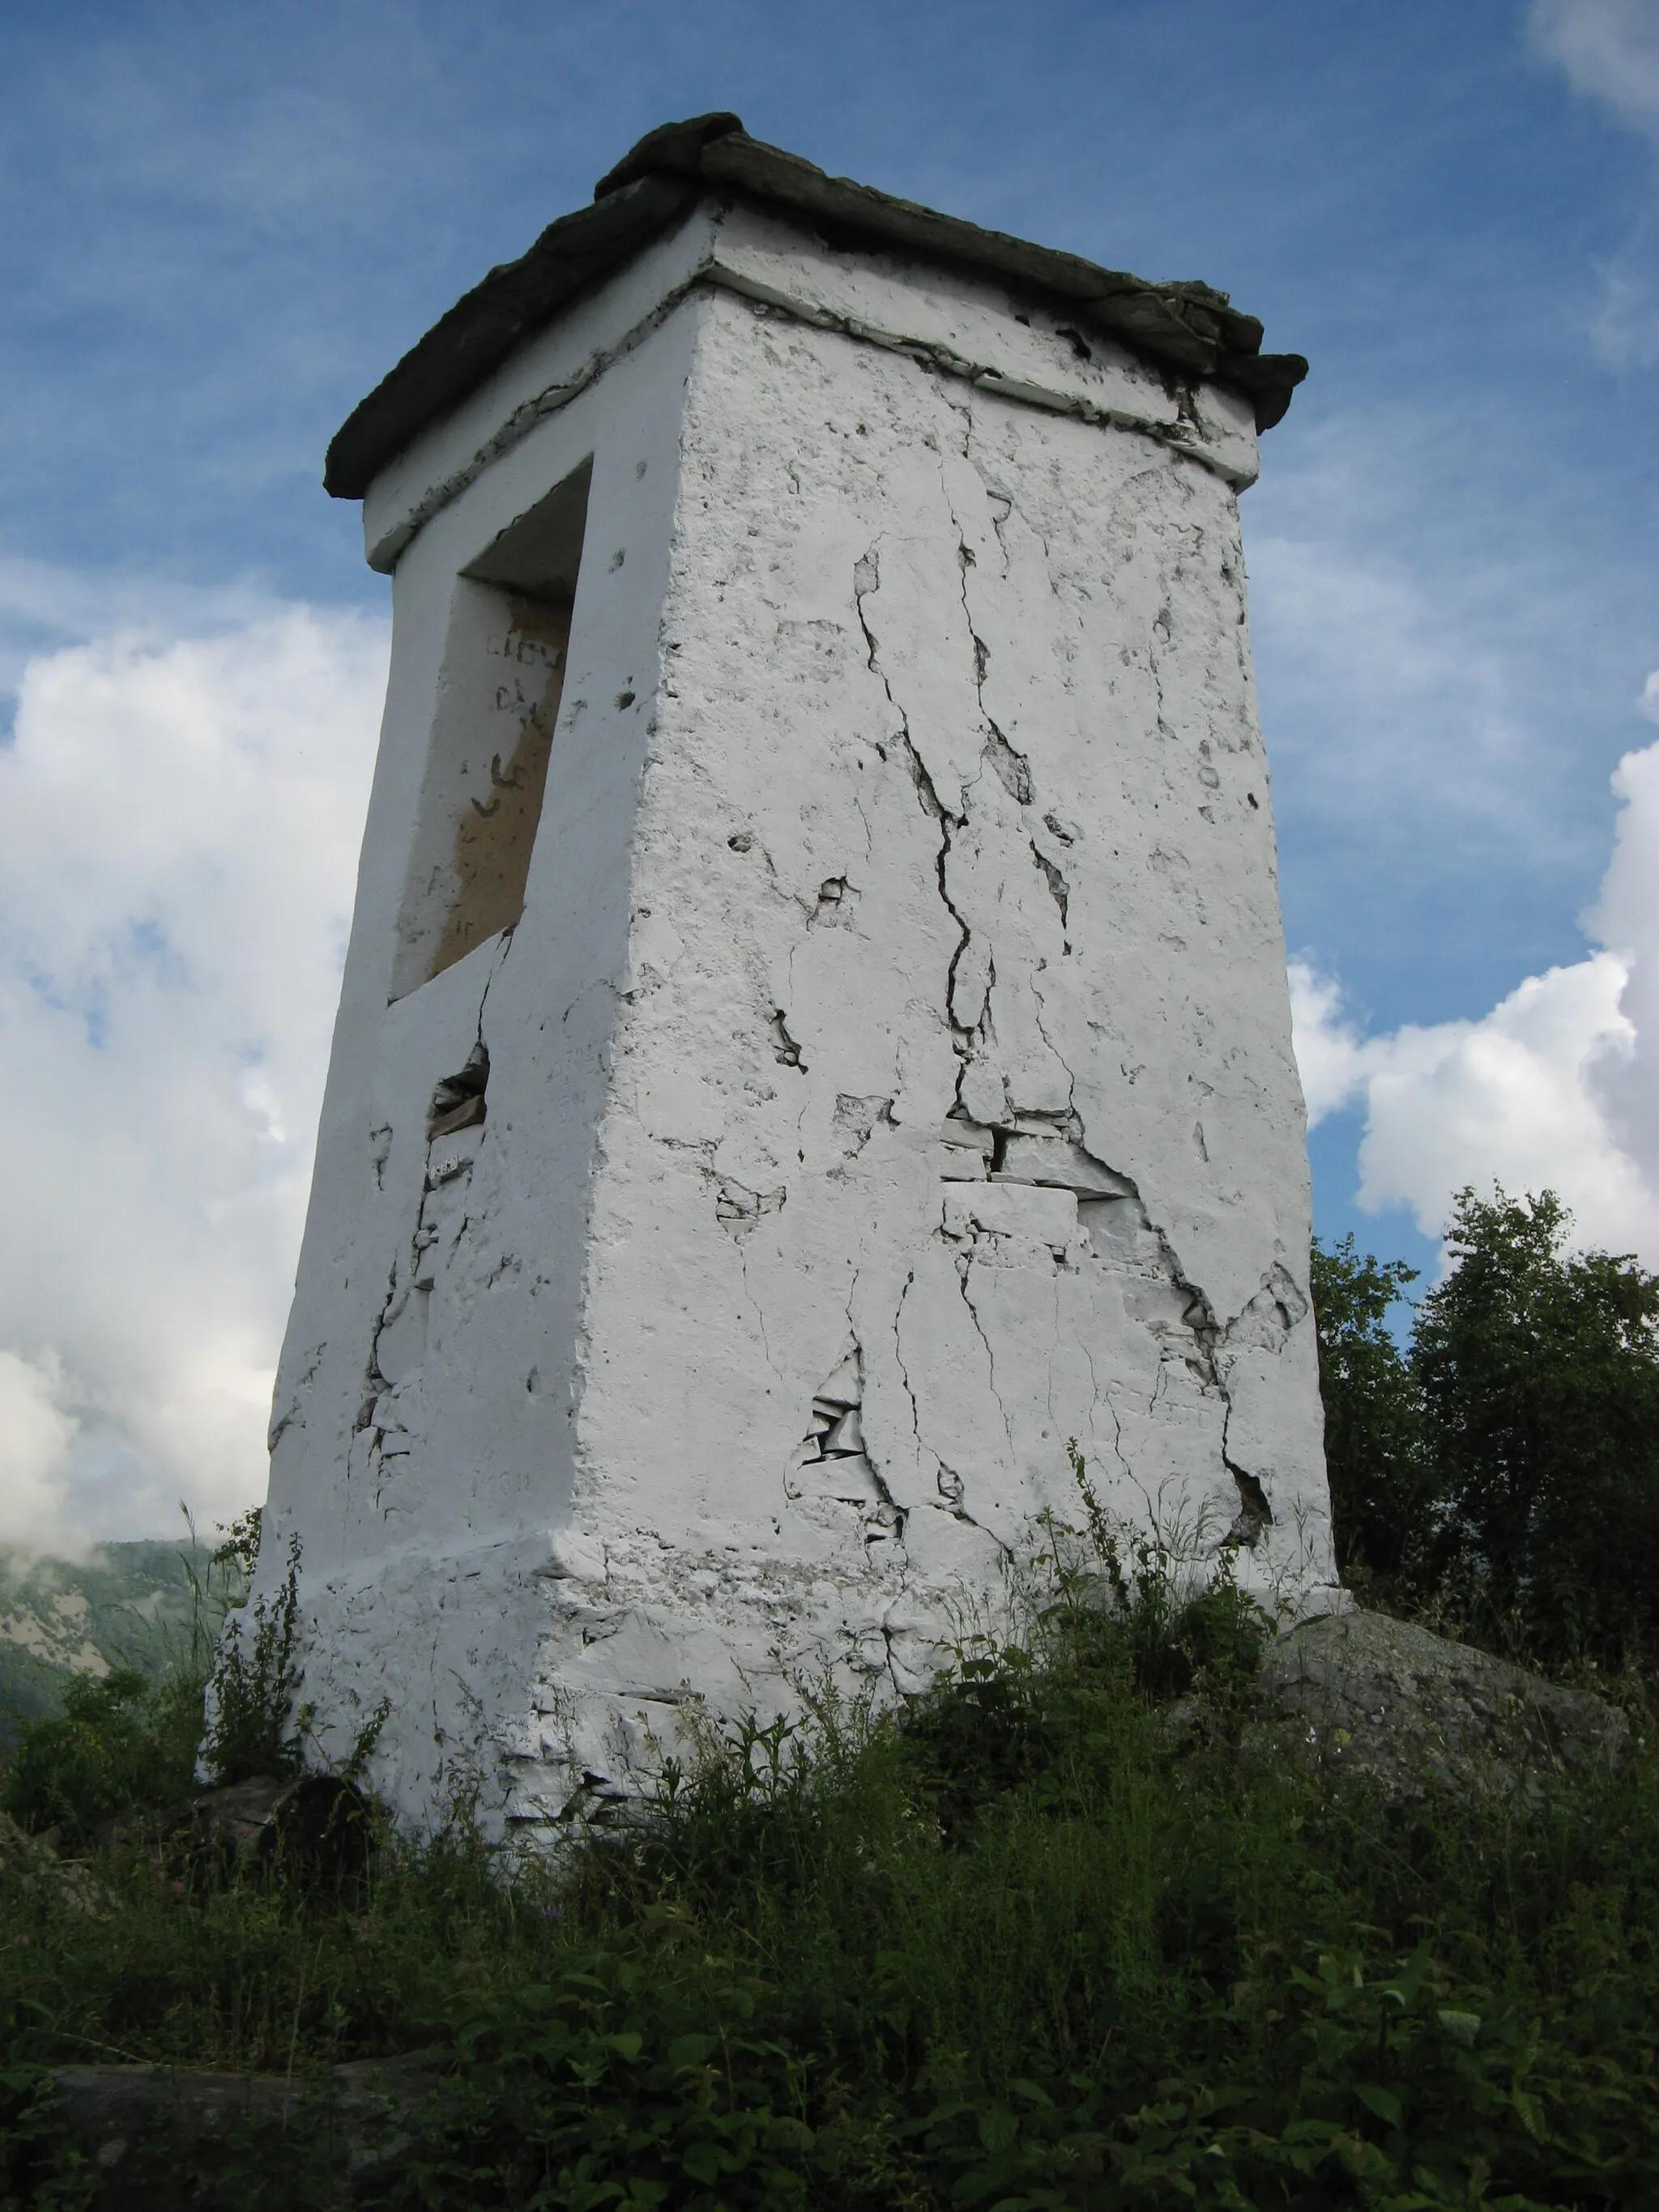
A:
[
  {"xmin": 356, "ymin": 959, "xmax": 509, "ymax": 1518},
  {"xmin": 851, "ymin": 548, "xmax": 982, "ymax": 1059},
  {"xmin": 838, "ymin": 451, "xmax": 1296, "ymax": 1555}
]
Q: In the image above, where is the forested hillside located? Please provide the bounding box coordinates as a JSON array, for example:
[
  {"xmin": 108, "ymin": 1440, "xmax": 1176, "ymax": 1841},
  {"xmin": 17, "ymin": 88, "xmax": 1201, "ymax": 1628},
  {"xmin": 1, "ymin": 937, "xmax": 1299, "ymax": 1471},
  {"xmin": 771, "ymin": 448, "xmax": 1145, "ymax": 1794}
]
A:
[{"xmin": 0, "ymin": 1542, "xmax": 208, "ymax": 1749}]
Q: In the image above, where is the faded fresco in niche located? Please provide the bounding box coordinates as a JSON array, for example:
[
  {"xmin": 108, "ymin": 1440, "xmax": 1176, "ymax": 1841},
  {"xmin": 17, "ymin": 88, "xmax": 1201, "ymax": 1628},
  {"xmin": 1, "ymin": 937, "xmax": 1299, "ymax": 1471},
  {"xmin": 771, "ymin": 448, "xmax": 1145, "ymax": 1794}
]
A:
[{"xmin": 429, "ymin": 588, "xmax": 572, "ymax": 982}]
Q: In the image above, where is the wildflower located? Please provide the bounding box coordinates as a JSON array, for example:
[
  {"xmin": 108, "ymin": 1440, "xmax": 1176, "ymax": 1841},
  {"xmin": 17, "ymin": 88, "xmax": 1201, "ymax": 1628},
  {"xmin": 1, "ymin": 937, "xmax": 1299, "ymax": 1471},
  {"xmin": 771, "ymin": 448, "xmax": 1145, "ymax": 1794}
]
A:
[{"xmin": 539, "ymin": 1904, "xmax": 562, "ymax": 1921}]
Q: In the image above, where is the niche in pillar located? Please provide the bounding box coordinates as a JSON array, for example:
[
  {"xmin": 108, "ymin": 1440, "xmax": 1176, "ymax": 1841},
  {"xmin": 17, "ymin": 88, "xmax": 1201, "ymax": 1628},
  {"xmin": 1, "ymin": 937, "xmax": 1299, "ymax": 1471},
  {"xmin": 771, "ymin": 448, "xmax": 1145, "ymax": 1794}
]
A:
[{"xmin": 390, "ymin": 460, "xmax": 592, "ymax": 999}]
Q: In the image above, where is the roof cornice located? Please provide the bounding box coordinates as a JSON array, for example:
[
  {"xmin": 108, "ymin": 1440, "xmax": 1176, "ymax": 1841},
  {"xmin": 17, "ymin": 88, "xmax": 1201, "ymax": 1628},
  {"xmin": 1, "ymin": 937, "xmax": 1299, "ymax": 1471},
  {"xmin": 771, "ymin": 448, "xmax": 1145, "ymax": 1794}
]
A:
[{"xmin": 325, "ymin": 113, "xmax": 1307, "ymax": 503}]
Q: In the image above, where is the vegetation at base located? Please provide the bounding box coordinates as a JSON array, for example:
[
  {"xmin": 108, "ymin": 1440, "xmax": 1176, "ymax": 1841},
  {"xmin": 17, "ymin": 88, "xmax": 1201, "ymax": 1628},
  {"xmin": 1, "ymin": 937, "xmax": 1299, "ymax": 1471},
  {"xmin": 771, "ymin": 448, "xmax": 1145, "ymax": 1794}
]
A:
[
  {"xmin": 5, "ymin": 1183, "xmax": 1659, "ymax": 2204},
  {"xmin": 2, "ymin": 1511, "xmax": 1659, "ymax": 2201},
  {"xmin": 1313, "ymin": 1185, "xmax": 1659, "ymax": 1671}
]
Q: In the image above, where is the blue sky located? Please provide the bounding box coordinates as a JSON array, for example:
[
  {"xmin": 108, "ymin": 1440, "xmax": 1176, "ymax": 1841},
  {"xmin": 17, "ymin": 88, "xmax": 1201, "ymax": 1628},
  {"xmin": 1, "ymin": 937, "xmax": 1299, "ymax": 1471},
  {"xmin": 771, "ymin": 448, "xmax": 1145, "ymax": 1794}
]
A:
[{"xmin": 2, "ymin": 0, "xmax": 1657, "ymax": 1540}]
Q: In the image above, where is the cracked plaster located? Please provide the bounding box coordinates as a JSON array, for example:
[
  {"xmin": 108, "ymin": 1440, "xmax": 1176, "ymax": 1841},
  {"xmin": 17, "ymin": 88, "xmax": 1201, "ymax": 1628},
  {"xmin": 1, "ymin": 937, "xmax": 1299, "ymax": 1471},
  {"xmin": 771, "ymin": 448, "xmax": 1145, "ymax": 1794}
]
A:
[{"xmin": 257, "ymin": 221, "xmax": 1336, "ymax": 1842}]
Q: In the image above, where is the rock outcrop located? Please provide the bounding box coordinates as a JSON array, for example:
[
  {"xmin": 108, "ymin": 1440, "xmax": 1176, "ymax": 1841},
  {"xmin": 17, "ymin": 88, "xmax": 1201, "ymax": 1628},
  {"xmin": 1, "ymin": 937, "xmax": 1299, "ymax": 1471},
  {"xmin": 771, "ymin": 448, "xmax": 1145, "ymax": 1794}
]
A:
[
  {"xmin": 1257, "ymin": 1607, "xmax": 1630, "ymax": 1801},
  {"xmin": 45, "ymin": 2054, "xmax": 430, "ymax": 2210}
]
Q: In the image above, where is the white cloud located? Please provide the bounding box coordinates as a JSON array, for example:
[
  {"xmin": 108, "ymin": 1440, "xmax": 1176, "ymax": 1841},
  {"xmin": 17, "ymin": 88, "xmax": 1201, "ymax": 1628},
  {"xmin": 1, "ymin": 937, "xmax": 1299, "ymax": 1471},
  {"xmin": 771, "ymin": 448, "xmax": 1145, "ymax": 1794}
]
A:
[
  {"xmin": 0, "ymin": 606, "xmax": 386, "ymax": 1549},
  {"xmin": 1530, "ymin": 6, "xmax": 1659, "ymax": 373},
  {"xmin": 0, "ymin": 1351, "xmax": 85, "ymax": 1559},
  {"xmin": 1286, "ymin": 963, "xmax": 1380, "ymax": 1127},
  {"xmin": 1293, "ymin": 711, "xmax": 1659, "ymax": 1264},
  {"xmin": 1532, "ymin": 0, "xmax": 1659, "ymax": 144},
  {"xmin": 1588, "ymin": 250, "xmax": 1659, "ymax": 371},
  {"xmin": 0, "ymin": 551, "xmax": 298, "ymax": 736},
  {"xmin": 1245, "ymin": 407, "xmax": 1614, "ymax": 891},
  {"xmin": 1251, "ymin": 521, "xmax": 1528, "ymax": 832}
]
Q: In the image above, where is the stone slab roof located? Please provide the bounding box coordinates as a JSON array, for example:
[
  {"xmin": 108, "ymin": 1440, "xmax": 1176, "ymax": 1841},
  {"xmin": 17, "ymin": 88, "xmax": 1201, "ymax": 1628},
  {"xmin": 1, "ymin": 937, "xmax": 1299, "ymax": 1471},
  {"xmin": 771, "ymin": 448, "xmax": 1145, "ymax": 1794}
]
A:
[{"xmin": 325, "ymin": 113, "xmax": 1307, "ymax": 502}]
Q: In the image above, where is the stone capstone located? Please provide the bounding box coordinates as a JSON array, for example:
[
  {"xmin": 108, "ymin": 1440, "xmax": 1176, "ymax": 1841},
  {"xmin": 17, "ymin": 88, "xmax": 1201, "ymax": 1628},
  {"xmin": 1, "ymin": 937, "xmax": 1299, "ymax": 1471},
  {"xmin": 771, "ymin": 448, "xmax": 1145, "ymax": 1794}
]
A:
[{"xmin": 325, "ymin": 113, "xmax": 1307, "ymax": 500}]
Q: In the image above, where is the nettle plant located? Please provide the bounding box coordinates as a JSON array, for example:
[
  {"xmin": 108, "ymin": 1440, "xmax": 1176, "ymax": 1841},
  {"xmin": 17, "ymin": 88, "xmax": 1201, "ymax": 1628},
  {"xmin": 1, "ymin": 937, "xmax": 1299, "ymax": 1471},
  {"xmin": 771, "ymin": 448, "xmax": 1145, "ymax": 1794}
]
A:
[{"xmin": 199, "ymin": 1528, "xmax": 311, "ymax": 1786}]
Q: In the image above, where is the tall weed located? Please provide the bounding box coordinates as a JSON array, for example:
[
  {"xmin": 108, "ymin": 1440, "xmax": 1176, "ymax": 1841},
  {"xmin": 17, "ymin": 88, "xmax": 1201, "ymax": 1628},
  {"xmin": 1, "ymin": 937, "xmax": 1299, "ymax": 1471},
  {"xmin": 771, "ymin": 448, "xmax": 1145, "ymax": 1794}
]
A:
[{"xmin": 200, "ymin": 1531, "xmax": 309, "ymax": 1785}]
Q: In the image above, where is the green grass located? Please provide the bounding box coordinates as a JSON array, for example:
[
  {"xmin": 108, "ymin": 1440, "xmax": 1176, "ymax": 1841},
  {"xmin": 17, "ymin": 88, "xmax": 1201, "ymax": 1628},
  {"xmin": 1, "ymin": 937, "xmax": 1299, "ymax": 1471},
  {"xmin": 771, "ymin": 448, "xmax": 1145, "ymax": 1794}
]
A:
[{"xmin": 5, "ymin": 1529, "xmax": 1659, "ymax": 2207}]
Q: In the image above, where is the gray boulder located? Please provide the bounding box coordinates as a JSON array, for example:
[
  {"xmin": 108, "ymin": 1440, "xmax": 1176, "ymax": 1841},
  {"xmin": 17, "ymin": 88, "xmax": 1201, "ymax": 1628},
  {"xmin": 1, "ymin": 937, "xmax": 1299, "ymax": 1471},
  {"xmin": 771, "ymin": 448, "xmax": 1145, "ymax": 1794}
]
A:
[
  {"xmin": 47, "ymin": 2052, "xmax": 433, "ymax": 2209},
  {"xmin": 1257, "ymin": 1605, "xmax": 1630, "ymax": 1801}
]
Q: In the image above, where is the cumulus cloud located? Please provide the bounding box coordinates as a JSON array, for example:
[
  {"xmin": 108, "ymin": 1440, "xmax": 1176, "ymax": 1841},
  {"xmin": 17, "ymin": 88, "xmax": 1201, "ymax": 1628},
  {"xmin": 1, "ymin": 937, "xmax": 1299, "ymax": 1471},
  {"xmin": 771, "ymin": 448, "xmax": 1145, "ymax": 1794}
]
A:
[
  {"xmin": 0, "ymin": 552, "xmax": 285, "ymax": 705},
  {"xmin": 1292, "ymin": 710, "xmax": 1659, "ymax": 1264},
  {"xmin": 1530, "ymin": 4, "xmax": 1659, "ymax": 370},
  {"xmin": 1587, "ymin": 250, "xmax": 1659, "ymax": 371},
  {"xmin": 0, "ymin": 606, "xmax": 386, "ymax": 1549},
  {"xmin": 1244, "ymin": 409, "xmax": 1617, "ymax": 903},
  {"xmin": 1250, "ymin": 520, "xmax": 1526, "ymax": 831},
  {"xmin": 0, "ymin": 1351, "xmax": 84, "ymax": 1560},
  {"xmin": 1532, "ymin": 0, "xmax": 1659, "ymax": 144}
]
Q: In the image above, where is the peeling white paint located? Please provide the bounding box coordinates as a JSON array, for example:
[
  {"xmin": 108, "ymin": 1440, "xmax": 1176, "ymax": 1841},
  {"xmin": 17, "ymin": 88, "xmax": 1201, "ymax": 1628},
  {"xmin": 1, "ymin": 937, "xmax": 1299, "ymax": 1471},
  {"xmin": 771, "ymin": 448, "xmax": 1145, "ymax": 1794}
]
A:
[{"xmin": 260, "ymin": 221, "xmax": 1337, "ymax": 1840}]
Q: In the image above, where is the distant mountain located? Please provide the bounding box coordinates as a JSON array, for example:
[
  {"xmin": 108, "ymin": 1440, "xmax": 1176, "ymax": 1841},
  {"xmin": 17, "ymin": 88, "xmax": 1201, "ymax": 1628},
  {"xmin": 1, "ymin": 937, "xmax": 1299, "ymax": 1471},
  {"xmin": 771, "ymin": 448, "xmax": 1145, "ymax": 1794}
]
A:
[{"xmin": 0, "ymin": 1541, "xmax": 215, "ymax": 1750}]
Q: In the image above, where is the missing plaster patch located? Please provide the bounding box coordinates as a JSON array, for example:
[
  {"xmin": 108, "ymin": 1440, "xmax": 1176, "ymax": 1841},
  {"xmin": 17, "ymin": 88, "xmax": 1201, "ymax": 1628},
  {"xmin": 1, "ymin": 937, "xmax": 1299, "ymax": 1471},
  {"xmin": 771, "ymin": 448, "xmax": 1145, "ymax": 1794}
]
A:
[
  {"xmin": 809, "ymin": 875, "xmax": 860, "ymax": 927},
  {"xmin": 995, "ymin": 1131, "xmax": 1129, "ymax": 1195},
  {"xmin": 714, "ymin": 1178, "xmax": 786, "ymax": 1234},
  {"xmin": 956, "ymin": 1120, "xmax": 1220, "ymax": 1351},
  {"xmin": 1222, "ymin": 1263, "xmax": 1309, "ymax": 1354},
  {"xmin": 939, "ymin": 1107, "xmax": 994, "ymax": 1181},
  {"xmin": 832, "ymin": 1094, "xmax": 896, "ymax": 1159},
  {"xmin": 769, "ymin": 1010, "xmax": 808, "ymax": 1070},
  {"xmin": 1222, "ymin": 1466, "xmax": 1273, "ymax": 1549},
  {"xmin": 428, "ymin": 1043, "xmax": 489, "ymax": 1140},
  {"xmin": 983, "ymin": 725, "xmax": 1032, "ymax": 804},
  {"xmin": 807, "ymin": 1362, "xmax": 863, "ymax": 1459},
  {"xmin": 943, "ymin": 1180, "xmax": 1077, "ymax": 1255},
  {"xmin": 791, "ymin": 1346, "xmax": 904, "ymax": 1544}
]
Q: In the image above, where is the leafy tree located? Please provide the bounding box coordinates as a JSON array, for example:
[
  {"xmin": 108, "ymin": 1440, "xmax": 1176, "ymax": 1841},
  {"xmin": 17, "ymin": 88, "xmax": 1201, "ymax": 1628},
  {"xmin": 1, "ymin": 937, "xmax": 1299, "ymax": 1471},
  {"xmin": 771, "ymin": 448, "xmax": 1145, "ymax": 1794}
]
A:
[
  {"xmin": 1308, "ymin": 1234, "xmax": 1430, "ymax": 1592},
  {"xmin": 1412, "ymin": 1186, "xmax": 1659, "ymax": 1668}
]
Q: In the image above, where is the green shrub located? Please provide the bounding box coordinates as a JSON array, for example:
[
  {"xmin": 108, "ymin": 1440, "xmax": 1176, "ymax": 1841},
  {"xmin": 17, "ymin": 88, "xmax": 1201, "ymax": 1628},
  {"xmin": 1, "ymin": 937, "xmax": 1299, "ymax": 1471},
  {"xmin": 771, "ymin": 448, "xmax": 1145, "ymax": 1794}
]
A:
[
  {"xmin": 6, "ymin": 1514, "xmax": 1659, "ymax": 2205},
  {"xmin": 0, "ymin": 1665, "xmax": 199, "ymax": 1843},
  {"xmin": 377, "ymin": 1502, "xmax": 1659, "ymax": 2206}
]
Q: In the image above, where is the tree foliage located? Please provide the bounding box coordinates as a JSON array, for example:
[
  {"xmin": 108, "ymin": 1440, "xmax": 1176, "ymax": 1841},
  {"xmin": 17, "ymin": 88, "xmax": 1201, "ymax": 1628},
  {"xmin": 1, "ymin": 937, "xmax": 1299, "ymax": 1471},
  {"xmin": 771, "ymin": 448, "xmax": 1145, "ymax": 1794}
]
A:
[
  {"xmin": 1307, "ymin": 1234, "xmax": 1426, "ymax": 1587},
  {"xmin": 1313, "ymin": 1185, "xmax": 1659, "ymax": 1670}
]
